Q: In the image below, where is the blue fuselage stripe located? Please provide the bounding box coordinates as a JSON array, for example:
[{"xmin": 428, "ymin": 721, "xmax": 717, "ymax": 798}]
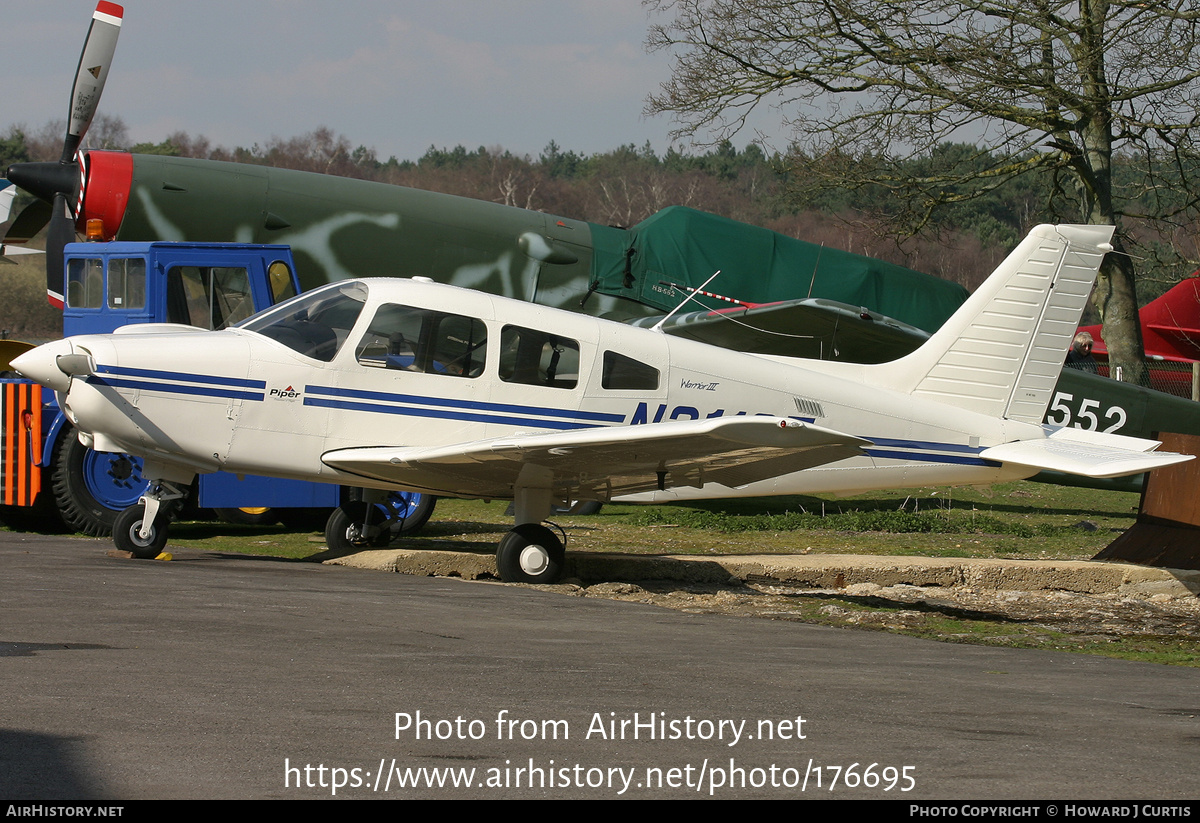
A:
[
  {"xmin": 304, "ymin": 385, "xmax": 624, "ymax": 424},
  {"xmin": 303, "ymin": 396, "xmax": 596, "ymax": 430},
  {"xmin": 95, "ymin": 364, "xmax": 264, "ymax": 389},
  {"xmin": 866, "ymin": 437, "xmax": 984, "ymax": 455},
  {"xmin": 89, "ymin": 376, "xmax": 264, "ymax": 402},
  {"xmin": 863, "ymin": 448, "xmax": 998, "ymax": 467}
]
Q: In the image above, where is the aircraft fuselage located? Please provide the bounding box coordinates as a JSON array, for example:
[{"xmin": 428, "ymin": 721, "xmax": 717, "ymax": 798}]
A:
[{"xmin": 53, "ymin": 277, "xmax": 1037, "ymax": 504}]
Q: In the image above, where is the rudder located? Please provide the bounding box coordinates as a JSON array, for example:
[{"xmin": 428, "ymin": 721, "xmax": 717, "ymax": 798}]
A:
[{"xmin": 879, "ymin": 224, "xmax": 1114, "ymax": 423}]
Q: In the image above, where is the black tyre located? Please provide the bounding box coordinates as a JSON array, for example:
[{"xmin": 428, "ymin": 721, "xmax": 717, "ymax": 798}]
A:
[
  {"xmin": 112, "ymin": 505, "xmax": 169, "ymax": 559},
  {"xmin": 52, "ymin": 430, "xmax": 147, "ymax": 537},
  {"xmin": 324, "ymin": 502, "xmax": 390, "ymax": 552},
  {"xmin": 496, "ymin": 523, "xmax": 565, "ymax": 584}
]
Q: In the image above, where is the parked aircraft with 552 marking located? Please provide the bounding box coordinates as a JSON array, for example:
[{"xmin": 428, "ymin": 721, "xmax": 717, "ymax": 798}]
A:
[{"xmin": 13, "ymin": 224, "xmax": 1191, "ymax": 582}]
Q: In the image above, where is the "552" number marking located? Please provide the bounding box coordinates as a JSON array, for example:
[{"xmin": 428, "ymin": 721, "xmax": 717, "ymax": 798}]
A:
[{"xmin": 1045, "ymin": 391, "xmax": 1128, "ymax": 433}]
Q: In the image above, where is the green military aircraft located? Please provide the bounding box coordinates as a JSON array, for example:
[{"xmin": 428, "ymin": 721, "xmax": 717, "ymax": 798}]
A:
[{"xmin": 4, "ymin": 3, "xmax": 1197, "ymax": 497}]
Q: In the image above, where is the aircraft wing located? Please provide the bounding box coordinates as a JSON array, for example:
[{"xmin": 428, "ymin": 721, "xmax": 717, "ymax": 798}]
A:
[
  {"xmin": 630, "ymin": 298, "xmax": 931, "ymax": 361},
  {"xmin": 981, "ymin": 427, "xmax": 1194, "ymax": 478},
  {"xmin": 321, "ymin": 417, "xmax": 870, "ymax": 500}
]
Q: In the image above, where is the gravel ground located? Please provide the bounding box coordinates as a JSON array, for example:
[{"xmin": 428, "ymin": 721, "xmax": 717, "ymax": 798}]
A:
[{"xmin": 562, "ymin": 578, "xmax": 1200, "ymax": 640}]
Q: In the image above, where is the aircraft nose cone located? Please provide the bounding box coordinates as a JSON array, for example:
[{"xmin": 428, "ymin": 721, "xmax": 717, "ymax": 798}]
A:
[
  {"xmin": 11, "ymin": 339, "xmax": 80, "ymax": 393},
  {"xmin": 5, "ymin": 162, "xmax": 77, "ymax": 205}
]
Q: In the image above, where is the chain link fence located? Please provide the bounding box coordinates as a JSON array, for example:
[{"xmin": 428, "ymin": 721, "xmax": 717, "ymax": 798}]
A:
[{"xmin": 1064, "ymin": 359, "xmax": 1200, "ymax": 401}]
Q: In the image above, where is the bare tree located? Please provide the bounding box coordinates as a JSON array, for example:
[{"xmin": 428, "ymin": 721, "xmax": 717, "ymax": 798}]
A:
[
  {"xmin": 646, "ymin": 0, "xmax": 1200, "ymax": 384},
  {"xmin": 84, "ymin": 113, "xmax": 129, "ymax": 151},
  {"xmin": 486, "ymin": 148, "xmax": 540, "ymax": 210},
  {"xmin": 26, "ymin": 119, "xmax": 67, "ymax": 161},
  {"xmin": 264, "ymin": 127, "xmax": 354, "ymax": 176}
]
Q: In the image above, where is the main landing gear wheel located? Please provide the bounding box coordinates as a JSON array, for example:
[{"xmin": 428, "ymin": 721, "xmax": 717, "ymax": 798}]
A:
[
  {"xmin": 112, "ymin": 505, "xmax": 169, "ymax": 559},
  {"xmin": 496, "ymin": 523, "xmax": 564, "ymax": 584},
  {"xmin": 324, "ymin": 501, "xmax": 390, "ymax": 552},
  {"xmin": 323, "ymin": 493, "xmax": 436, "ymax": 551}
]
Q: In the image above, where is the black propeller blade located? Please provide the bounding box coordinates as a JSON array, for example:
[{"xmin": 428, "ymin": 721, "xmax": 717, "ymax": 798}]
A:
[{"xmin": 1, "ymin": 2, "xmax": 123, "ymax": 306}]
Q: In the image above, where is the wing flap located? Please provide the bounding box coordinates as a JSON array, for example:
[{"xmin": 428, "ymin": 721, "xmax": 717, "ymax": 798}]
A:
[{"xmin": 322, "ymin": 416, "xmax": 870, "ymax": 500}]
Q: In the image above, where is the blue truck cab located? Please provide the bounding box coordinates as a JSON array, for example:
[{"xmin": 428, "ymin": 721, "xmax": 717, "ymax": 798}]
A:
[
  {"xmin": 1, "ymin": 241, "xmax": 432, "ymax": 537},
  {"xmin": 63, "ymin": 241, "xmax": 298, "ymax": 335}
]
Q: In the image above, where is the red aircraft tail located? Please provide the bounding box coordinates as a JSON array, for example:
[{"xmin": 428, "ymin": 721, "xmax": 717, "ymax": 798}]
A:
[{"xmin": 1080, "ymin": 275, "xmax": 1200, "ymax": 362}]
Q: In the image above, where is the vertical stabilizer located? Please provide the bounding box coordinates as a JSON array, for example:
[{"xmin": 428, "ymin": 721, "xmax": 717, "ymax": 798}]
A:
[{"xmin": 883, "ymin": 224, "xmax": 1114, "ymax": 422}]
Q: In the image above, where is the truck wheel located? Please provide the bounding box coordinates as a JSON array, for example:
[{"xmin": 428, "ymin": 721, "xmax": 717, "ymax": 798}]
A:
[
  {"xmin": 112, "ymin": 505, "xmax": 169, "ymax": 559},
  {"xmin": 52, "ymin": 430, "xmax": 148, "ymax": 536},
  {"xmin": 385, "ymin": 492, "xmax": 436, "ymax": 537}
]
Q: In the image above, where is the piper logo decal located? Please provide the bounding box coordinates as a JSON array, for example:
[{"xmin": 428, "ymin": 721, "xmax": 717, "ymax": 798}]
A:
[{"xmin": 269, "ymin": 385, "xmax": 302, "ymax": 400}]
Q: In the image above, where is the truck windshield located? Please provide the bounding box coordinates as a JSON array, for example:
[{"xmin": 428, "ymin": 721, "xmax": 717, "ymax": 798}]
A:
[{"xmin": 238, "ymin": 282, "xmax": 368, "ymax": 362}]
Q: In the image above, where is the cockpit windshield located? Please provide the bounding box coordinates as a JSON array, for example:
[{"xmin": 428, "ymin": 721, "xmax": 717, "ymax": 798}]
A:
[{"xmin": 238, "ymin": 281, "xmax": 368, "ymax": 362}]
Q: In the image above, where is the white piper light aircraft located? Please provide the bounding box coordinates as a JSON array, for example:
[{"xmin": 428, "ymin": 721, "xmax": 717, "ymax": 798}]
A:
[{"xmin": 13, "ymin": 224, "xmax": 1191, "ymax": 582}]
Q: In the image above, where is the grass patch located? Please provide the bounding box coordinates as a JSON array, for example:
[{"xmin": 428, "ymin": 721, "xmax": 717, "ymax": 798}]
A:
[
  {"xmin": 627, "ymin": 505, "xmax": 1063, "ymax": 538},
  {"xmin": 61, "ymin": 478, "xmax": 1138, "ymax": 562}
]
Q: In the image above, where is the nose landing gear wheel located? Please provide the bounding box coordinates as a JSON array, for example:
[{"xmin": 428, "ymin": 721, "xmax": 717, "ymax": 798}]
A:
[
  {"xmin": 496, "ymin": 524, "xmax": 564, "ymax": 584},
  {"xmin": 112, "ymin": 505, "xmax": 169, "ymax": 559}
]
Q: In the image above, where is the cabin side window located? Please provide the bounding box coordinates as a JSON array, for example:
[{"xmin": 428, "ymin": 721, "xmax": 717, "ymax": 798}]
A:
[
  {"xmin": 498, "ymin": 325, "xmax": 579, "ymax": 389},
  {"xmin": 356, "ymin": 304, "xmax": 487, "ymax": 378},
  {"xmin": 107, "ymin": 258, "xmax": 146, "ymax": 310},
  {"xmin": 66, "ymin": 258, "xmax": 104, "ymax": 309},
  {"xmin": 602, "ymin": 351, "xmax": 659, "ymax": 390}
]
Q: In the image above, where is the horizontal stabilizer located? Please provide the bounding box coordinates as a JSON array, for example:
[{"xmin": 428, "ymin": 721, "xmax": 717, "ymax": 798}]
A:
[
  {"xmin": 323, "ymin": 416, "xmax": 870, "ymax": 500},
  {"xmin": 981, "ymin": 428, "xmax": 1193, "ymax": 479}
]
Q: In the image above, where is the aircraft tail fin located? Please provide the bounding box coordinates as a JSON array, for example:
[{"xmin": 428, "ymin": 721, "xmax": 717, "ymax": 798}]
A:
[
  {"xmin": 881, "ymin": 224, "xmax": 1114, "ymax": 423},
  {"xmin": 1139, "ymin": 276, "xmax": 1200, "ymax": 361},
  {"xmin": 1077, "ymin": 275, "xmax": 1200, "ymax": 361}
]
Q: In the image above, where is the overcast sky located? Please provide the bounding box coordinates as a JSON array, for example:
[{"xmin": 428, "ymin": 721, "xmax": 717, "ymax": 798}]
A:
[{"xmin": 7, "ymin": 0, "xmax": 784, "ymax": 161}]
